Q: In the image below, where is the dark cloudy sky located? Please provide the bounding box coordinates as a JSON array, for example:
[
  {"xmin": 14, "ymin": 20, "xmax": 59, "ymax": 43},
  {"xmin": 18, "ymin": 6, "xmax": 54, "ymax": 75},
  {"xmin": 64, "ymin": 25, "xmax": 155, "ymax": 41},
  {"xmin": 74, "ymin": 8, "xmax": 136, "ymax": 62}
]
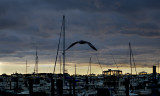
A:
[{"xmin": 0, "ymin": 0, "xmax": 160, "ymax": 74}]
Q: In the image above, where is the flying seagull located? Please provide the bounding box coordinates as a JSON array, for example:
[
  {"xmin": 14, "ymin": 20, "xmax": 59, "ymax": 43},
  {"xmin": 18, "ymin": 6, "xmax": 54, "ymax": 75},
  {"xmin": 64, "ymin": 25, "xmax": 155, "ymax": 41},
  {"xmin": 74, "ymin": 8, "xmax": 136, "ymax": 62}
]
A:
[{"xmin": 66, "ymin": 40, "xmax": 97, "ymax": 51}]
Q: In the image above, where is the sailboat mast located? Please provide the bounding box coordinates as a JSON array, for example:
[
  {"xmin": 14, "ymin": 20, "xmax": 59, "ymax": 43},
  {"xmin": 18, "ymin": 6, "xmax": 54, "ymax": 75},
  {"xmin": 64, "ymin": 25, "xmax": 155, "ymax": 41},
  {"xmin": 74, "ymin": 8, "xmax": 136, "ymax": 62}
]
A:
[
  {"xmin": 75, "ymin": 64, "xmax": 76, "ymax": 76},
  {"xmin": 26, "ymin": 59, "xmax": 27, "ymax": 74},
  {"xmin": 158, "ymin": 61, "xmax": 159, "ymax": 74},
  {"xmin": 63, "ymin": 15, "xmax": 65, "ymax": 74},
  {"xmin": 129, "ymin": 42, "xmax": 132, "ymax": 75},
  {"xmin": 90, "ymin": 57, "xmax": 91, "ymax": 75},
  {"xmin": 36, "ymin": 47, "xmax": 38, "ymax": 74},
  {"xmin": 59, "ymin": 56, "xmax": 62, "ymax": 74}
]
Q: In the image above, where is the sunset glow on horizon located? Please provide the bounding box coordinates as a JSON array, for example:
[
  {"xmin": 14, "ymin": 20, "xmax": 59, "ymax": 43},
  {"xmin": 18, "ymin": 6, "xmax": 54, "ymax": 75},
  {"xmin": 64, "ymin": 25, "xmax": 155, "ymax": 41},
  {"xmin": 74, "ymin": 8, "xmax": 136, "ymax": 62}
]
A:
[{"xmin": 0, "ymin": 0, "xmax": 160, "ymax": 75}]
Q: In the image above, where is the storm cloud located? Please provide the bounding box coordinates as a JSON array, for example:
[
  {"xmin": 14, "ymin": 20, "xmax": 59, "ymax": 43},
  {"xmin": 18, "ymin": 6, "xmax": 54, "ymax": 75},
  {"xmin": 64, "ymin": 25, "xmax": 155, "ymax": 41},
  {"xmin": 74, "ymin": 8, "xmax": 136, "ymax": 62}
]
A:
[{"xmin": 0, "ymin": 0, "xmax": 160, "ymax": 74}]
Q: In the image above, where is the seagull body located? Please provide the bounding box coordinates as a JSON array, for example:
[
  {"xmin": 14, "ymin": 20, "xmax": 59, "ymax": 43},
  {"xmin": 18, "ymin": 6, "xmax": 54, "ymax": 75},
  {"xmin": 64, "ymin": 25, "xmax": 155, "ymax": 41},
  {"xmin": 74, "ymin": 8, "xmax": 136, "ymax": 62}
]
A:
[{"xmin": 66, "ymin": 40, "xmax": 97, "ymax": 51}]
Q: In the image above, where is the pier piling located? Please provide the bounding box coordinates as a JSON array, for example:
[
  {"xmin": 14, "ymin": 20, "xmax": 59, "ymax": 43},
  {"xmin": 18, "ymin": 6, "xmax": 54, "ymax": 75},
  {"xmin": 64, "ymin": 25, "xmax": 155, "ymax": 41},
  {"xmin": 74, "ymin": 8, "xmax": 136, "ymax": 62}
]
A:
[
  {"xmin": 29, "ymin": 78, "xmax": 33, "ymax": 95},
  {"xmin": 51, "ymin": 78, "xmax": 55, "ymax": 96}
]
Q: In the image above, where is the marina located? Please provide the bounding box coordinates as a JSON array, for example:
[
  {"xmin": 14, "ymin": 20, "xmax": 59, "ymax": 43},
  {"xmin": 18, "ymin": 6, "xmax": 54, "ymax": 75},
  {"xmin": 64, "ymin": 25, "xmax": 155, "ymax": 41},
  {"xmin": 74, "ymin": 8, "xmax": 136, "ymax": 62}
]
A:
[
  {"xmin": 0, "ymin": 0, "xmax": 160, "ymax": 96},
  {"xmin": 0, "ymin": 67, "xmax": 160, "ymax": 96}
]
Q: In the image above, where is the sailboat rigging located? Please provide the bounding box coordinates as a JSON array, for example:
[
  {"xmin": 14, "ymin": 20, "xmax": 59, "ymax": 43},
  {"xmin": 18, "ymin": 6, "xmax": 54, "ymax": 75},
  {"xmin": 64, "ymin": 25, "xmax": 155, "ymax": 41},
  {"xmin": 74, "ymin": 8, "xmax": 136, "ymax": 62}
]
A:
[
  {"xmin": 110, "ymin": 53, "xmax": 119, "ymax": 70},
  {"xmin": 129, "ymin": 42, "xmax": 137, "ymax": 75}
]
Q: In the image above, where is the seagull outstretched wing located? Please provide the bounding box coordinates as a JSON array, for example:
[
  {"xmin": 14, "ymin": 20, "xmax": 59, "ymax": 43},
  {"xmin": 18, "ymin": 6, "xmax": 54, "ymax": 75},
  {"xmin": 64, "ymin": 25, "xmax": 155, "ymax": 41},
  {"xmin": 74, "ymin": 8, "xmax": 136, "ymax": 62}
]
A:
[
  {"xmin": 87, "ymin": 42, "xmax": 97, "ymax": 51},
  {"xmin": 66, "ymin": 41, "xmax": 79, "ymax": 51},
  {"xmin": 66, "ymin": 40, "xmax": 97, "ymax": 51}
]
